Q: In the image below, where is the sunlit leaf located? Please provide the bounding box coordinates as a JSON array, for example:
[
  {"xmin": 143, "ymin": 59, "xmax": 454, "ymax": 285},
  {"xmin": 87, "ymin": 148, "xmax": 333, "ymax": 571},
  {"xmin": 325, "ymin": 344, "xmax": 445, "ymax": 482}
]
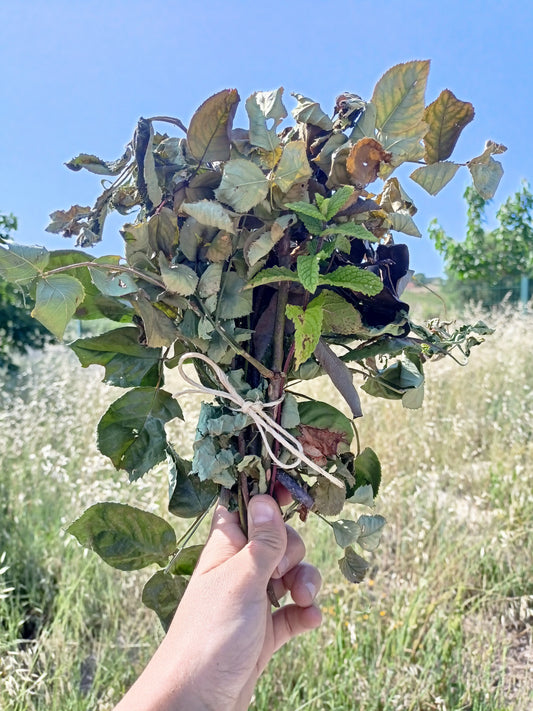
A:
[
  {"xmin": 319, "ymin": 265, "xmax": 383, "ymax": 295},
  {"xmin": 423, "ymin": 89, "xmax": 475, "ymax": 163},
  {"xmin": 388, "ymin": 212, "xmax": 422, "ymax": 238},
  {"xmin": 353, "ymin": 447, "xmax": 381, "ymax": 497},
  {"xmin": 372, "ymin": 60, "xmax": 430, "ymax": 138},
  {"xmin": 291, "ymin": 93, "xmax": 333, "ymax": 131},
  {"xmin": 410, "ymin": 161, "xmax": 461, "ymax": 195},
  {"xmin": 349, "ymin": 102, "xmax": 377, "ymax": 142},
  {"xmin": 246, "ymin": 88, "xmax": 287, "ymax": 151},
  {"xmin": 168, "ymin": 545, "xmax": 204, "ymax": 575},
  {"xmin": 67, "ymin": 502, "xmax": 176, "ymax": 571},
  {"xmin": 215, "ymin": 159, "xmax": 269, "ymax": 212},
  {"xmin": 246, "ymin": 265, "xmax": 295, "ymax": 289},
  {"xmin": 274, "ymin": 141, "xmax": 312, "ymax": 193},
  {"xmin": 321, "ymin": 222, "xmax": 377, "ymax": 241},
  {"xmin": 88, "ymin": 256, "xmax": 137, "ymax": 296},
  {"xmin": 297, "ymin": 254, "xmax": 320, "ymax": 293},
  {"xmin": 286, "ymin": 296, "xmax": 324, "ymax": 368},
  {"xmin": 32, "ymin": 274, "xmax": 85, "ymax": 339},
  {"xmin": 322, "ymin": 186, "xmax": 355, "ymax": 221},
  {"xmin": 65, "ymin": 147, "xmax": 132, "ymax": 175},
  {"xmin": 284, "ymin": 200, "xmax": 324, "ymax": 222},
  {"xmin": 0, "ymin": 243, "xmax": 49, "ymax": 285},
  {"xmin": 187, "ymin": 88, "xmax": 240, "ymax": 162},
  {"xmin": 159, "ymin": 254, "xmax": 198, "ymax": 296},
  {"xmin": 198, "ymin": 262, "xmax": 223, "ymax": 298}
]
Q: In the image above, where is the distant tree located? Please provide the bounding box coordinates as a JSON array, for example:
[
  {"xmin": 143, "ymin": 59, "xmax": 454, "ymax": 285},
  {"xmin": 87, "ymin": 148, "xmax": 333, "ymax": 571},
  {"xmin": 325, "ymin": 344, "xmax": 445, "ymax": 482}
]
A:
[
  {"xmin": 0, "ymin": 213, "xmax": 54, "ymax": 369},
  {"xmin": 429, "ymin": 183, "xmax": 533, "ymax": 307}
]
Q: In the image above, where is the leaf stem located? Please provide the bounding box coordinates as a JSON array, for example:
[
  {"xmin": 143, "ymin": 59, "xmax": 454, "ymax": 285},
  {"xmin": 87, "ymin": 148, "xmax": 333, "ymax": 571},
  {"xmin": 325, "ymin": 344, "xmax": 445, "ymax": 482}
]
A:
[
  {"xmin": 164, "ymin": 499, "xmax": 216, "ymax": 573},
  {"xmin": 42, "ymin": 261, "xmax": 166, "ymax": 290}
]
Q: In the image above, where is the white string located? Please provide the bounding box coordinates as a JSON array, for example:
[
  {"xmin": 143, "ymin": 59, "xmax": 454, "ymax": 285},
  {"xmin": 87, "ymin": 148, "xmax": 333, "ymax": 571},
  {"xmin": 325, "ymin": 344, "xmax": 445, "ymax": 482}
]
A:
[{"xmin": 175, "ymin": 352, "xmax": 343, "ymax": 488}]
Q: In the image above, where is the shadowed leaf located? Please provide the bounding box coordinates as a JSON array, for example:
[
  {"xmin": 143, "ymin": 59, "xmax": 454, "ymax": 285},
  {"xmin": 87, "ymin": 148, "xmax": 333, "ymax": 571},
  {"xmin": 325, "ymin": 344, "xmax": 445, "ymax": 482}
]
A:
[
  {"xmin": 142, "ymin": 571, "xmax": 188, "ymax": 631},
  {"xmin": 187, "ymin": 89, "xmax": 240, "ymax": 163},
  {"xmin": 423, "ymin": 89, "xmax": 475, "ymax": 163},
  {"xmin": 338, "ymin": 546, "xmax": 369, "ymax": 583}
]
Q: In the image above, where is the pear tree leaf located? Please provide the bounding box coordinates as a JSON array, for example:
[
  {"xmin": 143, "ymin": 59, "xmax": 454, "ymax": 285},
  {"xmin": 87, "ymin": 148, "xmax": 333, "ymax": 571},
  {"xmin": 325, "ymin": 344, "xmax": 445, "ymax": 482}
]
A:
[
  {"xmin": 167, "ymin": 447, "xmax": 219, "ymax": 518},
  {"xmin": 181, "ymin": 200, "xmax": 236, "ymax": 234},
  {"xmin": 142, "ymin": 571, "xmax": 188, "ymax": 631},
  {"xmin": 286, "ymin": 296, "xmax": 324, "ymax": 368},
  {"xmin": 410, "ymin": 161, "xmax": 461, "ymax": 195},
  {"xmin": 245, "ymin": 214, "xmax": 295, "ymax": 267},
  {"xmin": 297, "ymin": 254, "xmax": 320, "ymax": 294},
  {"xmin": 338, "ymin": 546, "xmax": 369, "ymax": 583},
  {"xmin": 215, "ymin": 159, "xmax": 270, "ymax": 213},
  {"xmin": 319, "ymin": 265, "xmax": 383, "ymax": 295},
  {"xmin": 274, "ymin": 141, "xmax": 312, "ymax": 193},
  {"xmin": 291, "ymin": 93, "xmax": 334, "ymax": 131},
  {"xmin": 0, "ymin": 244, "xmax": 49, "ymax": 285},
  {"xmin": 97, "ymin": 387, "xmax": 183, "ymax": 480},
  {"xmin": 348, "ymin": 483, "xmax": 375, "ymax": 508},
  {"xmin": 133, "ymin": 292, "xmax": 178, "ymax": 348},
  {"xmin": 372, "ymin": 60, "xmax": 430, "ymax": 138},
  {"xmin": 423, "ymin": 89, "xmax": 475, "ymax": 163},
  {"xmin": 314, "ymin": 339, "xmax": 363, "ymax": 419},
  {"xmin": 321, "ymin": 222, "xmax": 377, "ymax": 241},
  {"xmin": 388, "ymin": 212, "xmax": 422, "ymax": 238},
  {"xmin": 467, "ymin": 140, "xmax": 507, "ymax": 199},
  {"xmin": 65, "ymin": 147, "xmax": 132, "ymax": 175},
  {"xmin": 198, "ymin": 262, "xmax": 223, "ymax": 298},
  {"xmin": 310, "ymin": 477, "xmax": 346, "ymax": 516},
  {"xmin": 158, "ymin": 254, "xmax": 198, "ymax": 296},
  {"xmin": 298, "ymin": 399, "xmax": 353, "ymax": 441},
  {"xmin": 349, "ymin": 102, "xmax": 377, "ymax": 141},
  {"xmin": 356, "ymin": 514, "xmax": 386, "ymax": 551},
  {"xmin": 217, "ymin": 271, "xmax": 253, "ymax": 318},
  {"xmin": 187, "ymin": 88, "xmax": 240, "ymax": 163},
  {"xmin": 353, "ymin": 447, "xmax": 381, "ymax": 497},
  {"xmin": 168, "ymin": 545, "xmax": 204, "ymax": 576},
  {"xmin": 331, "ymin": 519, "xmax": 361, "ymax": 548},
  {"xmin": 88, "ymin": 256, "xmax": 137, "ymax": 296},
  {"xmin": 281, "ymin": 392, "xmax": 300, "ymax": 429},
  {"xmin": 67, "ymin": 502, "xmax": 176, "ymax": 571},
  {"xmin": 32, "ymin": 274, "xmax": 85, "ymax": 339},
  {"xmin": 70, "ymin": 326, "xmax": 161, "ymax": 387},
  {"xmin": 246, "ymin": 88, "xmax": 287, "ymax": 151}
]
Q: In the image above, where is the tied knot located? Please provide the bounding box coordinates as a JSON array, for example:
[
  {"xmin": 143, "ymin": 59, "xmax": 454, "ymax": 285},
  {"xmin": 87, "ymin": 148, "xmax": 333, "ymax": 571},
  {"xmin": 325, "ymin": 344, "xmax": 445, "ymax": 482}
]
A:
[{"xmin": 175, "ymin": 352, "xmax": 343, "ymax": 489}]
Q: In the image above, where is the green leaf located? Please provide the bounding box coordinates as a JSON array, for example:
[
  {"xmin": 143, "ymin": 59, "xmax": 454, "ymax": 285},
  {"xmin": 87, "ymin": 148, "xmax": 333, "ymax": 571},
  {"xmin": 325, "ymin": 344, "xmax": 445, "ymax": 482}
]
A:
[
  {"xmin": 284, "ymin": 200, "xmax": 324, "ymax": 222},
  {"xmin": 274, "ymin": 141, "xmax": 312, "ymax": 193},
  {"xmin": 168, "ymin": 545, "xmax": 204, "ymax": 575},
  {"xmin": 142, "ymin": 571, "xmax": 188, "ymax": 631},
  {"xmin": 348, "ymin": 484, "xmax": 375, "ymax": 508},
  {"xmin": 356, "ymin": 514, "xmax": 386, "ymax": 551},
  {"xmin": 297, "ymin": 254, "xmax": 320, "ymax": 294},
  {"xmin": 313, "ymin": 133, "xmax": 348, "ymax": 175},
  {"xmin": 218, "ymin": 271, "xmax": 253, "ymax": 318},
  {"xmin": 88, "ymin": 257, "xmax": 137, "ymax": 296},
  {"xmin": 181, "ymin": 200, "xmax": 236, "ymax": 234},
  {"xmin": 167, "ymin": 447, "xmax": 218, "ymax": 518},
  {"xmin": 320, "ymin": 290, "xmax": 363, "ymax": 335},
  {"xmin": 143, "ymin": 121, "xmax": 163, "ymax": 209},
  {"xmin": 97, "ymin": 387, "xmax": 182, "ymax": 480},
  {"xmin": 245, "ymin": 265, "xmax": 295, "ymax": 289},
  {"xmin": 388, "ymin": 212, "xmax": 422, "ymax": 238},
  {"xmin": 70, "ymin": 327, "xmax": 160, "ymax": 387},
  {"xmin": 291, "ymin": 93, "xmax": 334, "ymax": 131},
  {"xmin": 319, "ymin": 266, "xmax": 383, "ymax": 295},
  {"xmin": 67, "ymin": 502, "xmax": 176, "ymax": 571},
  {"xmin": 246, "ymin": 88, "xmax": 287, "ymax": 151},
  {"xmin": 286, "ymin": 298, "xmax": 324, "ymax": 368},
  {"xmin": 281, "ymin": 392, "xmax": 300, "ymax": 429},
  {"xmin": 331, "ymin": 519, "xmax": 361, "ymax": 548},
  {"xmin": 187, "ymin": 88, "xmax": 240, "ymax": 163},
  {"xmin": 352, "ymin": 447, "xmax": 381, "ymax": 497},
  {"xmin": 297, "ymin": 211, "xmax": 325, "ymax": 236},
  {"xmin": 321, "ymin": 222, "xmax": 377, "ymax": 241},
  {"xmin": 323, "ymin": 186, "xmax": 355, "ymax": 220},
  {"xmin": 409, "ymin": 161, "xmax": 460, "ymax": 196},
  {"xmin": 338, "ymin": 546, "xmax": 369, "ymax": 583},
  {"xmin": 215, "ymin": 158, "xmax": 270, "ymax": 213},
  {"xmin": 31, "ymin": 274, "xmax": 85, "ymax": 339},
  {"xmin": 423, "ymin": 89, "xmax": 475, "ymax": 163},
  {"xmin": 0, "ymin": 244, "xmax": 49, "ymax": 285},
  {"xmin": 298, "ymin": 399, "xmax": 353, "ymax": 441},
  {"xmin": 159, "ymin": 254, "xmax": 198, "ymax": 296},
  {"xmin": 372, "ymin": 60, "xmax": 430, "ymax": 138}
]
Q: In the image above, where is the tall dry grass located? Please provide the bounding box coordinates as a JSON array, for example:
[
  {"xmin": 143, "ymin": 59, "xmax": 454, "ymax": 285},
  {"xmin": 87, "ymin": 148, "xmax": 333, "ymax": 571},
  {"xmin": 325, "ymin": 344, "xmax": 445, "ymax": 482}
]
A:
[{"xmin": 0, "ymin": 304, "xmax": 531, "ymax": 710}]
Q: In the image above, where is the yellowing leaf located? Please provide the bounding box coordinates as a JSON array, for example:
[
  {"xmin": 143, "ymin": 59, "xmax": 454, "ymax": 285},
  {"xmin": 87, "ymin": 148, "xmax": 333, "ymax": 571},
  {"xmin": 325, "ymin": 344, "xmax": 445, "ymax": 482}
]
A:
[
  {"xmin": 286, "ymin": 297, "xmax": 324, "ymax": 368},
  {"xmin": 187, "ymin": 89, "xmax": 240, "ymax": 163},
  {"xmin": 215, "ymin": 159, "xmax": 269, "ymax": 212},
  {"xmin": 273, "ymin": 141, "xmax": 312, "ymax": 193},
  {"xmin": 346, "ymin": 138, "xmax": 392, "ymax": 188},
  {"xmin": 372, "ymin": 60, "xmax": 430, "ymax": 138},
  {"xmin": 423, "ymin": 89, "xmax": 475, "ymax": 163},
  {"xmin": 410, "ymin": 161, "xmax": 461, "ymax": 195}
]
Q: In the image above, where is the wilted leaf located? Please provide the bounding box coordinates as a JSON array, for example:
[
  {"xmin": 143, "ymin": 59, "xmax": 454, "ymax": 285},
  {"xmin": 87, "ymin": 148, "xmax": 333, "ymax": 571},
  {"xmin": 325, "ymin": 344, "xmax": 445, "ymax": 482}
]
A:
[
  {"xmin": 410, "ymin": 162, "xmax": 461, "ymax": 195},
  {"xmin": 350, "ymin": 102, "xmax": 377, "ymax": 142},
  {"xmin": 356, "ymin": 514, "xmax": 386, "ymax": 551},
  {"xmin": 198, "ymin": 262, "xmax": 223, "ymax": 298},
  {"xmin": 187, "ymin": 88, "xmax": 240, "ymax": 162},
  {"xmin": 0, "ymin": 244, "xmax": 49, "ymax": 285},
  {"xmin": 181, "ymin": 200, "xmax": 236, "ymax": 234},
  {"xmin": 314, "ymin": 339, "xmax": 363, "ymax": 418},
  {"xmin": 313, "ymin": 133, "xmax": 348, "ymax": 175},
  {"xmin": 331, "ymin": 519, "xmax": 361, "ymax": 548},
  {"xmin": 65, "ymin": 147, "xmax": 132, "ymax": 175},
  {"xmin": 338, "ymin": 546, "xmax": 369, "ymax": 583},
  {"xmin": 286, "ymin": 298, "xmax": 323, "ymax": 368},
  {"xmin": 97, "ymin": 387, "xmax": 182, "ymax": 480},
  {"xmin": 32, "ymin": 274, "xmax": 85, "ymax": 339},
  {"xmin": 372, "ymin": 60, "xmax": 430, "ymax": 138},
  {"xmin": 206, "ymin": 231, "xmax": 233, "ymax": 262},
  {"xmin": 46, "ymin": 205, "xmax": 92, "ymax": 235},
  {"xmin": 467, "ymin": 140, "xmax": 507, "ymax": 199},
  {"xmin": 167, "ymin": 447, "xmax": 218, "ymax": 518},
  {"xmin": 159, "ymin": 254, "xmax": 198, "ymax": 296},
  {"xmin": 274, "ymin": 141, "xmax": 312, "ymax": 193},
  {"xmin": 133, "ymin": 292, "xmax": 178, "ymax": 347},
  {"xmin": 70, "ymin": 327, "xmax": 160, "ymax": 387},
  {"xmin": 310, "ymin": 477, "xmax": 346, "ymax": 516},
  {"xmin": 319, "ymin": 265, "xmax": 383, "ymax": 295},
  {"xmin": 215, "ymin": 158, "xmax": 270, "ymax": 212},
  {"xmin": 423, "ymin": 89, "xmax": 475, "ymax": 163},
  {"xmin": 298, "ymin": 424, "xmax": 348, "ymax": 467},
  {"xmin": 246, "ymin": 88, "xmax": 287, "ymax": 151},
  {"xmin": 298, "ymin": 399, "xmax": 353, "ymax": 441},
  {"xmin": 388, "ymin": 212, "xmax": 422, "ymax": 238},
  {"xmin": 291, "ymin": 93, "xmax": 333, "ymax": 131},
  {"xmin": 142, "ymin": 571, "xmax": 188, "ymax": 631},
  {"xmin": 346, "ymin": 138, "xmax": 392, "ymax": 188},
  {"xmin": 217, "ymin": 271, "xmax": 253, "ymax": 318},
  {"xmin": 67, "ymin": 502, "xmax": 176, "ymax": 571}
]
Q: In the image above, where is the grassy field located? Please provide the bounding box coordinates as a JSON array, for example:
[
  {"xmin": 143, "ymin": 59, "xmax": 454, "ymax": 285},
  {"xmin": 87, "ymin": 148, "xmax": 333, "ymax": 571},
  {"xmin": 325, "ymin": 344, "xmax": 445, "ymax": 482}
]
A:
[{"xmin": 0, "ymin": 305, "xmax": 532, "ymax": 710}]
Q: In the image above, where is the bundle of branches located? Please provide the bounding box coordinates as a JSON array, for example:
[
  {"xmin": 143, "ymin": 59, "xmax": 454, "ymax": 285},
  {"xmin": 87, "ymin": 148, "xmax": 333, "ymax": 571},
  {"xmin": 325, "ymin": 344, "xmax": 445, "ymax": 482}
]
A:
[{"xmin": 0, "ymin": 61, "xmax": 503, "ymax": 627}]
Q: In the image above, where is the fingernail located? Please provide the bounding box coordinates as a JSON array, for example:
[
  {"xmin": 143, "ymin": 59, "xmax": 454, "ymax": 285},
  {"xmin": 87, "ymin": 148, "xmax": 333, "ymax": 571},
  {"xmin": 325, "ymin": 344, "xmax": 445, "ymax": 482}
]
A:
[
  {"xmin": 250, "ymin": 499, "xmax": 274, "ymax": 525},
  {"xmin": 305, "ymin": 581, "xmax": 317, "ymax": 600}
]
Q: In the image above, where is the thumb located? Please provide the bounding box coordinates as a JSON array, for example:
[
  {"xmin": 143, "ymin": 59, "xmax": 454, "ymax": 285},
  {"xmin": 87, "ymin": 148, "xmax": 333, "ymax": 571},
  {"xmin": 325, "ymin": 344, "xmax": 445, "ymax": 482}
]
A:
[{"xmin": 240, "ymin": 495, "xmax": 286, "ymax": 584}]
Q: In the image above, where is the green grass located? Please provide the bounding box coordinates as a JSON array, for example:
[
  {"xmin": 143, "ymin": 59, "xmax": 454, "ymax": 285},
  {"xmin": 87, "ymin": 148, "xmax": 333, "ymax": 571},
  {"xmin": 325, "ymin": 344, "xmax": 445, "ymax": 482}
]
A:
[{"xmin": 1, "ymin": 304, "xmax": 532, "ymax": 710}]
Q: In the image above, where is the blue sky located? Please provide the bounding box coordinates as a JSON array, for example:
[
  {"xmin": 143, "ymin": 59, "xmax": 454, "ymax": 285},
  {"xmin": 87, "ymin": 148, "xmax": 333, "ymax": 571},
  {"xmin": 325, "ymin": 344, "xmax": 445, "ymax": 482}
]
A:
[{"xmin": 1, "ymin": 0, "xmax": 531, "ymax": 276}]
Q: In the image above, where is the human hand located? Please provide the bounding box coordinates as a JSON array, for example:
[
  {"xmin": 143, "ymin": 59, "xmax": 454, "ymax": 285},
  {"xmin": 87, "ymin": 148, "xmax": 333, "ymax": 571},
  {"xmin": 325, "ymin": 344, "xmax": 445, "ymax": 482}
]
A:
[{"xmin": 115, "ymin": 494, "xmax": 322, "ymax": 711}]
